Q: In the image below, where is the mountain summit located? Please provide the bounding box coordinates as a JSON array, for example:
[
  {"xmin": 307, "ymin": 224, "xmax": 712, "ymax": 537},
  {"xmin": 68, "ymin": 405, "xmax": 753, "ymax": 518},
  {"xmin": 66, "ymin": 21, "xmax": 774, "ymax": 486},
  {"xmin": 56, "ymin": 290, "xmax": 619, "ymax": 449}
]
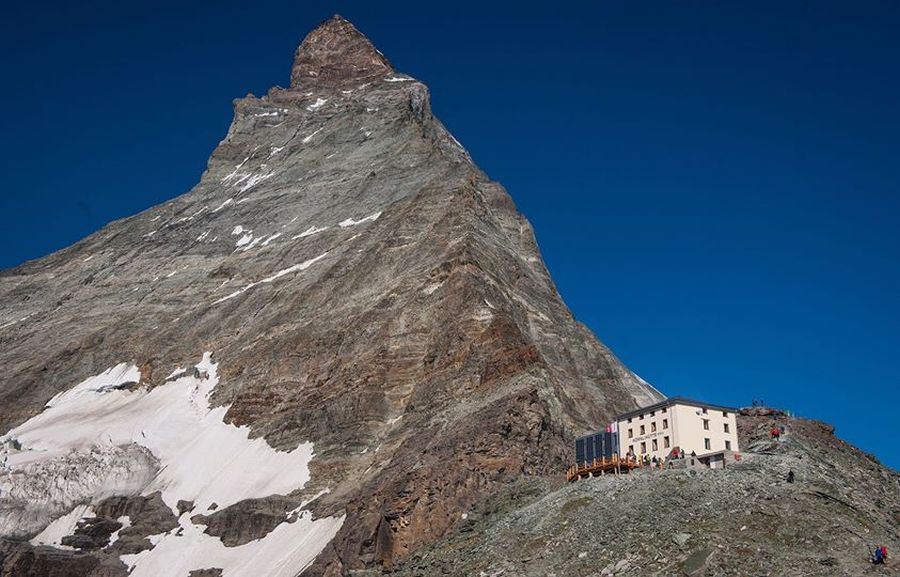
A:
[
  {"xmin": 0, "ymin": 16, "xmax": 662, "ymax": 576},
  {"xmin": 291, "ymin": 15, "xmax": 394, "ymax": 89}
]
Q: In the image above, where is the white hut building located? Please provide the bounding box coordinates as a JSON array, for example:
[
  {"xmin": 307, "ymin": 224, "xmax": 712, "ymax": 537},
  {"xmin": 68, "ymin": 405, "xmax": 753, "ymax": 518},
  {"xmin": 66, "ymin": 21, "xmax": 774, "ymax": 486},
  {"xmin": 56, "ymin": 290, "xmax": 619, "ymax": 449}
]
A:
[{"xmin": 614, "ymin": 397, "xmax": 739, "ymax": 462}]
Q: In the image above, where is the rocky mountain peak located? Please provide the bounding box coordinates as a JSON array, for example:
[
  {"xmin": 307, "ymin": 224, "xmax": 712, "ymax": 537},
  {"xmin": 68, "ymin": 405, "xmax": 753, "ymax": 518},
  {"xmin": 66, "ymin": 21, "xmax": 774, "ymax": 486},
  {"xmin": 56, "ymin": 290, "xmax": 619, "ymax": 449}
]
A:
[
  {"xmin": 0, "ymin": 15, "xmax": 665, "ymax": 577},
  {"xmin": 290, "ymin": 15, "xmax": 394, "ymax": 89}
]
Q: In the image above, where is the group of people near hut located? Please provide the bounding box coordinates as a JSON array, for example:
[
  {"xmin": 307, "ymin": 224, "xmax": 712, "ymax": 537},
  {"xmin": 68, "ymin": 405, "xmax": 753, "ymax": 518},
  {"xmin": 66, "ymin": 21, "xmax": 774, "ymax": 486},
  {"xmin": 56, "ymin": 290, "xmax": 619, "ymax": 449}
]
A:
[{"xmin": 623, "ymin": 447, "xmax": 697, "ymax": 469}]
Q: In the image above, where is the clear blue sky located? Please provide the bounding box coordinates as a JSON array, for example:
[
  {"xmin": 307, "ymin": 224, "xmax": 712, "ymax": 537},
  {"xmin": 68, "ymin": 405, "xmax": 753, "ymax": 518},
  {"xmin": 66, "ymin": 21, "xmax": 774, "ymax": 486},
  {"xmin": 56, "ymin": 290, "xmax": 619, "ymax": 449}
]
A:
[{"xmin": 2, "ymin": 1, "xmax": 898, "ymax": 469}]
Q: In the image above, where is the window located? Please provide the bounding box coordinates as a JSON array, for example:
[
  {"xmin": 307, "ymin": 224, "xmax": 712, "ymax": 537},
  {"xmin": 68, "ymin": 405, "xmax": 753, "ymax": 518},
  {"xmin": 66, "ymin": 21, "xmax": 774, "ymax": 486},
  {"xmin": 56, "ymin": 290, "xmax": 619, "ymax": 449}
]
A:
[
  {"xmin": 650, "ymin": 411, "xmax": 655, "ymax": 417},
  {"xmin": 723, "ymin": 411, "xmax": 729, "ymax": 417},
  {"xmin": 724, "ymin": 423, "xmax": 730, "ymax": 433},
  {"xmin": 664, "ymin": 436, "xmax": 670, "ymax": 448},
  {"xmin": 628, "ymin": 428, "xmax": 633, "ymax": 439},
  {"xmin": 702, "ymin": 407, "xmax": 708, "ymax": 414},
  {"xmin": 652, "ymin": 439, "xmax": 658, "ymax": 451},
  {"xmin": 703, "ymin": 419, "xmax": 710, "ymax": 430},
  {"xmin": 627, "ymin": 417, "xmax": 632, "ymax": 423},
  {"xmin": 639, "ymin": 414, "xmax": 644, "ymax": 420},
  {"xmin": 662, "ymin": 418, "xmax": 668, "ymax": 429},
  {"xmin": 651, "ymin": 422, "xmax": 657, "ymax": 433},
  {"xmin": 628, "ymin": 444, "xmax": 634, "ymax": 454},
  {"xmin": 662, "ymin": 407, "xmax": 667, "ymax": 413},
  {"xmin": 725, "ymin": 440, "xmax": 732, "ymax": 451},
  {"xmin": 704, "ymin": 438, "xmax": 711, "ymax": 450},
  {"xmin": 640, "ymin": 425, "xmax": 645, "ymax": 435},
  {"xmin": 640, "ymin": 442, "xmax": 646, "ymax": 454}
]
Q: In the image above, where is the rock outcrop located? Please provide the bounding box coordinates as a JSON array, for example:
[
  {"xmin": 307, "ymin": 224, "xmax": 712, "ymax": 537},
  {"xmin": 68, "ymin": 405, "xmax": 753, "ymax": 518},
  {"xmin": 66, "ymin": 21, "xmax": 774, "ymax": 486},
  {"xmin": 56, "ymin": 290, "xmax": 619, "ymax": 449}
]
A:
[{"xmin": 0, "ymin": 15, "xmax": 661, "ymax": 576}]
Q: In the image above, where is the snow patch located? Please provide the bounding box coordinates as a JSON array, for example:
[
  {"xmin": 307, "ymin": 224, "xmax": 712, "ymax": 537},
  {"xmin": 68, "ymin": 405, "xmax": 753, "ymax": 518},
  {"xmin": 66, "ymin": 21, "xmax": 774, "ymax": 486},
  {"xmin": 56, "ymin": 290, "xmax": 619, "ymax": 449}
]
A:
[
  {"xmin": 107, "ymin": 515, "xmax": 131, "ymax": 547},
  {"xmin": 121, "ymin": 508, "xmax": 343, "ymax": 577},
  {"xmin": 5, "ymin": 354, "xmax": 343, "ymax": 576},
  {"xmin": 222, "ymin": 157, "xmax": 250, "ymax": 183},
  {"xmin": 338, "ymin": 211, "xmax": 382, "ymax": 228},
  {"xmin": 235, "ymin": 233, "xmax": 254, "ymax": 248},
  {"xmin": 261, "ymin": 233, "xmax": 282, "ymax": 246},
  {"xmin": 292, "ymin": 225, "xmax": 328, "ymax": 240},
  {"xmin": 306, "ymin": 98, "xmax": 327, "ymax": 111},
  {"xmin": 238, "ymin": 171, "xmax": 274, "ymax": 193},
  {"xmin": 213, "ymin": 198, "xmax": 234, "ymax": 213},
  {"xmin": 30, "ymin": 504, "xmax": 94, "ymax": 549},
  {"xmin": 385, "ymin": 76, "xmax": 412, "ymax": 82},
  {"xmin": 302, "ymin": 128, "xmax": 323, "ymax": 144}
]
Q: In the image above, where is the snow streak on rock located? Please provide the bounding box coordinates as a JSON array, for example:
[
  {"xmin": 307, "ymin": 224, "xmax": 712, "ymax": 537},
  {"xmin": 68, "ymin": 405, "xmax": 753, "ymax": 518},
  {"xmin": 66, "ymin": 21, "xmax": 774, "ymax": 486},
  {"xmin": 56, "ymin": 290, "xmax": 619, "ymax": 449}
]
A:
[
  {"xmin": 338, "ymin": 211, "xmax": 382, "ymax": 228},
  {"xmin": 212, "ymin": 252, "xmax": 329, "ymax": 304}
]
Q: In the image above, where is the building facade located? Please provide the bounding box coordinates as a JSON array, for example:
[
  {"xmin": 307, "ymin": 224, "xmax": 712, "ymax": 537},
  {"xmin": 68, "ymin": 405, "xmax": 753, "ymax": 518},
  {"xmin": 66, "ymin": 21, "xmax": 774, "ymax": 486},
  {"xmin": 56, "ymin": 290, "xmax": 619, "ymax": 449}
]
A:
[{"xmin": 614, "ymin": 397, "xmax": 739, "ymax": 461}]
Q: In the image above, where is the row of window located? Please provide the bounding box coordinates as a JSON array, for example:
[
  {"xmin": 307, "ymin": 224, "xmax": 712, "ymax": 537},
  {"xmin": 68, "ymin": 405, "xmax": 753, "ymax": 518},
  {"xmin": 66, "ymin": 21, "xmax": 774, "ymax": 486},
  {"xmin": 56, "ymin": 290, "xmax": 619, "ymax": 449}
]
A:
[
  {"xmin": 627, "ymin": 418, "xmax": 669, "ymax": 438},
  {"xmin": 627, "ymin": 407, "xmax": 730, "ymax": 423},
  {"xmin": 628, "ymin": 418, "xmax": 731, "ymax": 438},
  {"xmin": 628, "ymin": 435, "xmax": 672, "ymax": 454},
  {"xmin": 702, "ymin": 419, "xmax": 730, "ymax": 433},
  {"xmin": 628, "ymin": 437, "xmax": 733, "ymax": 456},
  {"xmin": 627, "ymin": 406, "xmax": 667, "ymax": 423}
]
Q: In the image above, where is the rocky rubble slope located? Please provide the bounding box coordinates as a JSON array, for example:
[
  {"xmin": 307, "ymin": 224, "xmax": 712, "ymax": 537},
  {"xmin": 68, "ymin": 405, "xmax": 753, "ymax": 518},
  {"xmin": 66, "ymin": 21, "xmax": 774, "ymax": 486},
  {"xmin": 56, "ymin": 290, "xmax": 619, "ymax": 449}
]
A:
[{"xmin": 391, "ymin": 413, "xmax": 900, "ymax": 577}]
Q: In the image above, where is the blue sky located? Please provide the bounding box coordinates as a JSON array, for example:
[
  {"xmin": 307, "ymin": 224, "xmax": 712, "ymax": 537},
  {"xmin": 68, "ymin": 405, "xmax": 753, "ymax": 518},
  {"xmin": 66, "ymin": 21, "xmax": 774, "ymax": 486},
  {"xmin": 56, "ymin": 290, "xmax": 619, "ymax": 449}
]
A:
[{"xmin": 1, "ymin": 1, "xmax": 898, "ymax": 469}]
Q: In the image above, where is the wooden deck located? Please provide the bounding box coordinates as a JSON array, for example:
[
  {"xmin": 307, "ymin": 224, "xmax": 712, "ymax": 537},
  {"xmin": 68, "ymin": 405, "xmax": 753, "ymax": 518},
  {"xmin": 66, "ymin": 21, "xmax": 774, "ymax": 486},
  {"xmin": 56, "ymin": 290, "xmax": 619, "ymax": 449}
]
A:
[{"xmin": 566, "ymin": 455, "xmax": 642, "ymax": 482}]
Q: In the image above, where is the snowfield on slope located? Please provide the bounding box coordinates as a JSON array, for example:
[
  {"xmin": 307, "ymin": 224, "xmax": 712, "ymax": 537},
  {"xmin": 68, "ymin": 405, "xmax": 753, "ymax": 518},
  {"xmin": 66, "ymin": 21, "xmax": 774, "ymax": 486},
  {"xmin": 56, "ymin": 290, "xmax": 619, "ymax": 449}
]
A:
[{"xmin": 0, "ymin": 353, "xmax": 343, "ymax": 576}]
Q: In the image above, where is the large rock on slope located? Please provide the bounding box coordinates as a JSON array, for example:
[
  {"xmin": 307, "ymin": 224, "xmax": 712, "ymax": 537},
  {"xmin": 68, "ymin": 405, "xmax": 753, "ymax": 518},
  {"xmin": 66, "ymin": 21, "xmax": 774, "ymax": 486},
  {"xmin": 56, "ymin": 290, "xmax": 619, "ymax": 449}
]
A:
[{"xmin": 0, "ymin": 15, "xmax": 661, "ymax": 575}]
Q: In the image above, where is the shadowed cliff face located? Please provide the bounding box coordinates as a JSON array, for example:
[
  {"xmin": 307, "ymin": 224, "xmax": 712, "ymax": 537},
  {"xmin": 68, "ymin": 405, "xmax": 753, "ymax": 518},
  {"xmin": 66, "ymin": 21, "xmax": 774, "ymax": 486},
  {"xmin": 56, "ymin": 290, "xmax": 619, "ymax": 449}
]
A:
[{"xmin": 0, "ymin": 15, "xmax": 662, "ymax": 576}]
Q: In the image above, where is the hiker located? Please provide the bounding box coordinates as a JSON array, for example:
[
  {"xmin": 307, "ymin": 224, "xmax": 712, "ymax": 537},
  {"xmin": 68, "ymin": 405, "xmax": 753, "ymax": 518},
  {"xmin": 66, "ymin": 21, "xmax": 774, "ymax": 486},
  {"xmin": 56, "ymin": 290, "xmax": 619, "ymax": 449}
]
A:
[
  {"xmin": 787, "ymin": 470, "xmax": 794, "ymax": 483},
  {"xmin": 680, "ymin": 448, "xmax": 685, "ymax": 459},
  {"xmin": 873, "ymin": 546, "xmax": 884, "ymax": 565}
]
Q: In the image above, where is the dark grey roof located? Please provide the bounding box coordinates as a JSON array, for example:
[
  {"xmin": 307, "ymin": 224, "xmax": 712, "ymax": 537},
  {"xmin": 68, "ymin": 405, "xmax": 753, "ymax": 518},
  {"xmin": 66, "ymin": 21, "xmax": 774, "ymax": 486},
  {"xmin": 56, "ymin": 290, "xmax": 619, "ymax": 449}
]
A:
[{"xmin": 616, "ymin": 396, "xmax": 738, "ymax": 421}]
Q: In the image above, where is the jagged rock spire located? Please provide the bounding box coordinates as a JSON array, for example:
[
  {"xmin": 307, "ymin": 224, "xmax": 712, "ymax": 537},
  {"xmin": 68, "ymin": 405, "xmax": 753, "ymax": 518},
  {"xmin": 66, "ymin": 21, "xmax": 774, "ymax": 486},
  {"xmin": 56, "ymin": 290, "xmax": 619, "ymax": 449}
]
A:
[{"xmin": 290, "ymin": 15, "xmax": 394, "ymax": 88}]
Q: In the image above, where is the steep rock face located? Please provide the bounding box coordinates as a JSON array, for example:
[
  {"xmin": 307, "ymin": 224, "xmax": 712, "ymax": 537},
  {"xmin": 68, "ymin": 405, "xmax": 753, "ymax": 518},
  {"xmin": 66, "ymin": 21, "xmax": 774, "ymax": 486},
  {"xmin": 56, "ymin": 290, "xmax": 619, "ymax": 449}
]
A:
[{"xmin": 0, "ymin": 15, "xmax": 661, "ymax": 575}]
